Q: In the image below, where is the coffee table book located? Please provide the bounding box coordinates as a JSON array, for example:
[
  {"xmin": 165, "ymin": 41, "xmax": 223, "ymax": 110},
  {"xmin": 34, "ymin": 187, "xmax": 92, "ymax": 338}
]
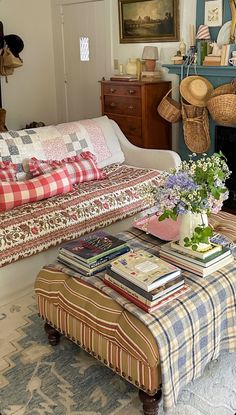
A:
[
  {"xmin": 161, "ymin": 243, "xmax": 231, "ymax": 267},
  {"xmin": 105, "ymin": 268, "xmax": 185, "ymax": 304},
  {"xmin": 104, "ymin": 276, "xmax": 189, "ymax": 313},
  {"xmin": 59, "ymin": 231, "xmax": 128, "ymax": 264},
  {"xmin": 170, "ymin": 241, "xmax": 222, "ymax": 259},
  {"xmin": 110, "ymin": 250, "xmax": 181, "ymax": 292},
  {"xmin": 57, "ymin": 245, "xmax": 130, "ymax": 276},
  {"xmin": 159, "ymin": 250, "xmax": 234, "ymax": 277}
]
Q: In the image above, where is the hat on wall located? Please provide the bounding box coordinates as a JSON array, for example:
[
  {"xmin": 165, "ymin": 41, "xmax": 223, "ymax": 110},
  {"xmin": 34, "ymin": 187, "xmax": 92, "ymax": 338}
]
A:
[
  {"xmin": 4, "ymin": 34, "xmax": 24, "ymax": 57},
  {"xmin": 180, "ymin": 76, "xmax": 213, "ymax": 107}
]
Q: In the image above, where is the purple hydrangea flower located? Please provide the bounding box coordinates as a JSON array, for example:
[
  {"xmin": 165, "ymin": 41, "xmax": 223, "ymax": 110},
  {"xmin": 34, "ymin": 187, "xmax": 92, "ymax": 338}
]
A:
[{"xmin": 165, "ymin": 172, "xmax": 197, "ymax": 191}]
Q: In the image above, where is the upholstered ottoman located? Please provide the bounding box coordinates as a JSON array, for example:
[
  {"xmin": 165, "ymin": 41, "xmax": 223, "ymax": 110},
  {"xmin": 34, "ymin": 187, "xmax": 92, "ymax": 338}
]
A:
[{"xmin": 34, "ymin": 211, "xmax": 236, "ymax": 415}]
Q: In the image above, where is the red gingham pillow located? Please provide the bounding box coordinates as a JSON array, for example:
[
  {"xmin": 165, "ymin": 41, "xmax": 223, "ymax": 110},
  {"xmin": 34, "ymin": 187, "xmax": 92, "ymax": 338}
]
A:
[
  {"xmin": 28, "ymin": 151, "xmax": 106, "ymax": 184},
  {"xmin": 0, "ymin": 161, "xmax": 17, "ymax": 181},
  {"xmin": 0, "ymin": 167, "xmax": 73, "ymax": 212}
]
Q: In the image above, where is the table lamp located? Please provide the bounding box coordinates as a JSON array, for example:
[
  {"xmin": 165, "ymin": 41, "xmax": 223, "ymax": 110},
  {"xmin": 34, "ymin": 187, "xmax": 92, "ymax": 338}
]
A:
[{"xmin": 142, "ymin": 46, "xmax": 158, "ymax": 71}]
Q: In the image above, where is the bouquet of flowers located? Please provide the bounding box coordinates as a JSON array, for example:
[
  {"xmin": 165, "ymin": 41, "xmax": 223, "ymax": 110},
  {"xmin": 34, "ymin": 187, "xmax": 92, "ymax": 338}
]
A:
[{"xmin": 155, "ymin": 152, "xmax": 231, "ymax": 249}]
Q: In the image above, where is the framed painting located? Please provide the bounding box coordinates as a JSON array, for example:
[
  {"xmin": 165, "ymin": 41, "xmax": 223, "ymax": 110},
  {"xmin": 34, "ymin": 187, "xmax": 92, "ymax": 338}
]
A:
[
  {"xmin": 204, "ymin": 0, "xmax": 223, "ymax": 27},
  {"xmin": 118, "ymin": 0, "xmax": 179, "ymax": 43}
]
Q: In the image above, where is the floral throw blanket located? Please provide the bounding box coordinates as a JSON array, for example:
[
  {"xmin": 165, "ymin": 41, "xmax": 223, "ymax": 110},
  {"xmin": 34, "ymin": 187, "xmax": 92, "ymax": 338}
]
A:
[{"xmin": 0, "ymin": 164, "xmax": 161, "ymax": 267}]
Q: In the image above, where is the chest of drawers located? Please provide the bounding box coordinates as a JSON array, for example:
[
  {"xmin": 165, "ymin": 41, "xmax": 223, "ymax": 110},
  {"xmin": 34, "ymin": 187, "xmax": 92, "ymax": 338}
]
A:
[{"xmin": 100, "ymin": 80, "xmax": 171, "ymax": 149}]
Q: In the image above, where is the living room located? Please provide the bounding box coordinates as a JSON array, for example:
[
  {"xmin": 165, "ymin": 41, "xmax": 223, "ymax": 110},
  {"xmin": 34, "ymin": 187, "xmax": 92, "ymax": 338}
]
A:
[{"xmin": 0, "ymin": 1, "xmax": 236, "ymax": 415}]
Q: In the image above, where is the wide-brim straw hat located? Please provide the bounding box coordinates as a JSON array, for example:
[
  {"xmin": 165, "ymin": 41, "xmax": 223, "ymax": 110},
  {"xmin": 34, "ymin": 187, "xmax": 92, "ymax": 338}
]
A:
[{"xmin": 180, "ymin": 76, "xmax": 213, "ymax": 107}]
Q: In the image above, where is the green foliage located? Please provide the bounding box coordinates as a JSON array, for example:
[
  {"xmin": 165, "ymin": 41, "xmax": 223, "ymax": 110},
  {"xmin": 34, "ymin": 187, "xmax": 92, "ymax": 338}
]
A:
[{"xmin": 183, "ymin": 225, "xmax": 214, "ymax": 250}]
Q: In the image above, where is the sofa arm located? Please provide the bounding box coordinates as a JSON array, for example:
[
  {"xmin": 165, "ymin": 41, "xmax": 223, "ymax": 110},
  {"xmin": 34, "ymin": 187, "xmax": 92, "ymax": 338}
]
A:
[{"xmin": 110, "ymin": 120, "xmax": 181, "ymax": 171}]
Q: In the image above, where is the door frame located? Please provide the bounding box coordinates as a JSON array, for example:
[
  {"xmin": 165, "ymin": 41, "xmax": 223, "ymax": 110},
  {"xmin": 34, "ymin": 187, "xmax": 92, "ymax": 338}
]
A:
[{"xmin": 51, "ymin": 0, "xmax": 113, "ymax": 123}]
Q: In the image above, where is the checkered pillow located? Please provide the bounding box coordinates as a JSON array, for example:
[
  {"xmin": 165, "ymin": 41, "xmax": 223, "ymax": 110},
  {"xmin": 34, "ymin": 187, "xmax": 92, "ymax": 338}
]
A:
[
  {"xmin": 0, "ymin": 161, "xmax": 17, "ymax": 181},
  {"xmin": 0, "ymin": 167, "xmax": 73, "ymax": 212},
  {"xmin": 29, "ymin": 151, "xmax": 106, "ymax": 184}
]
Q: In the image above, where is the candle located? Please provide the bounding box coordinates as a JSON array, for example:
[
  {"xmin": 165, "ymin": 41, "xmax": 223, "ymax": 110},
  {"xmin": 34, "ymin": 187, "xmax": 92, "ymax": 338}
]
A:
[{"xmin": 189, "ymin": 24, "xmax": 192, "ymax": 46}]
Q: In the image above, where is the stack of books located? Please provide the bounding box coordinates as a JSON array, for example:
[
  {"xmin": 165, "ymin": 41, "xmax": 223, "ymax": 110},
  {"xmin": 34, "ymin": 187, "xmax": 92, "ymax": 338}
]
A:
[
  {"xmin": 159, "ymin": 241, "xmax": 234, "ymax": 277},
  {"xmin": 57, "ymin": 231, "xmax": 130, "ymax": 276},
  {"xmin": 104, "ymin": 250, "xmax": 188, "ymax": 313},
  {"xmin": 110, "ymin": 75, "xmax": 138, "ymax": 82},
  {"xmin": 203, "ymin": 55, "xmax": 221, "ymax": 66}
]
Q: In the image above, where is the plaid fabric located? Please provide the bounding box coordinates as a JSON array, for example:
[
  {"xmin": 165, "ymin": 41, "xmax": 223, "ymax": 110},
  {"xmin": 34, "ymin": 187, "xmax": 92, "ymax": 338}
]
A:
[
  {"xmin": 0, "ymin": 161, "xmax": 17, "ymax": 181},
  {"xmin": 51, "ymin": 225, "xmax": 236, "ymax": 410},
  {"xmin": 29, "ymin": 151, "xmax": 106, "ymax": 184},
  {"xmin": 0, "ymin": 167, "xmax": 73, "ymax": 211}
]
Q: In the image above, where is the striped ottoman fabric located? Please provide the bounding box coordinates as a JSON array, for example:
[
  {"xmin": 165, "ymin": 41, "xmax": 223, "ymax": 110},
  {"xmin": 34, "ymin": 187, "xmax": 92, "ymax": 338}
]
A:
[{"xmin": 35, "ymin": 267, "xmax": 161, "ymax": 395}]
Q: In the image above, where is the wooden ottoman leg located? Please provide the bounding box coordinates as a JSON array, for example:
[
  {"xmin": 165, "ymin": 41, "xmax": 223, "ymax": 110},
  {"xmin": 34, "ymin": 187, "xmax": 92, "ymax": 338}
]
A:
[
  {"xmin": 44, "ymin": 323, "xmax": 61, "ymax": 346},
  {"xmin": 139, "ymin": 389, "xmax": 162, "ymax": 415}
]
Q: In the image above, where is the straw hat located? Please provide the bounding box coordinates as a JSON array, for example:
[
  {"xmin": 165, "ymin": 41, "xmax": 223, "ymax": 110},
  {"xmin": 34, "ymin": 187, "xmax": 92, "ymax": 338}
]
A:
[{"xmin": 180, "ymin": 76, "xmax": 213, "ymax": 107}]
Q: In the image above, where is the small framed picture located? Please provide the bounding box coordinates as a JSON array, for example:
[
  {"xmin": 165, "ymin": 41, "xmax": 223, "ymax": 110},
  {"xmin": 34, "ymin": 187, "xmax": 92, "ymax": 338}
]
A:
[{"xmin": 204, "ymin": 0, "xmax": 223, "ymax": 27}]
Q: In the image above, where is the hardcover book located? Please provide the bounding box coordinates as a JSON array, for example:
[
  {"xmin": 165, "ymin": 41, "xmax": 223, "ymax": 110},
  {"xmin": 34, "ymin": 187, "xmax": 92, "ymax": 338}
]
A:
[
  {"xmin": 159, "ymin": 252, "xmax": 234, "ymax": 277},
  {"xmin": 59, "ymin": 231, "xmax": 128, "ymax": 263},
  {"xmin": 110, "ymin": 250, "xmax": 181, "ymax": 292},
  {"xmin": 170, "ymin": 241, "xmax": 222, "ymax": 260},
  {"xmin": 104, "ymin": 278, "xmax": 189, "ymax": 313},
  {"xmin": 104, "ymin": 271, "xmax": 185, "ymax": 306},
  {"xmin": 160, "ymin": 242, "xmax": 230, "ymax": 267}
]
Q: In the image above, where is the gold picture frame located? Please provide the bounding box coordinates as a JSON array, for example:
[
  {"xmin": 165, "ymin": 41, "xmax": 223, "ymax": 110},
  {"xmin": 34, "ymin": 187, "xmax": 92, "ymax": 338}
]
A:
[{"xmin": 118, "ymin": 0, "xmax": 180, "ymax": 43}]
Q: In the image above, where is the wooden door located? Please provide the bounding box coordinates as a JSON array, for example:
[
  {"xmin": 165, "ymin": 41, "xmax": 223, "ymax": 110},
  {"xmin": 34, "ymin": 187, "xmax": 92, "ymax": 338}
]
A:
[{"xmin": 61, "ymin": 0, "xmax": 108, "ymax": 121}]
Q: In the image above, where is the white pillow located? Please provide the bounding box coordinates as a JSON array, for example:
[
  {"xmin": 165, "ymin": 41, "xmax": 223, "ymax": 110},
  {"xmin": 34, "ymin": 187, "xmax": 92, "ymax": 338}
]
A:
[{"xmin": 88, "ymin": 116, "xmax": 125, "ymax": 167}]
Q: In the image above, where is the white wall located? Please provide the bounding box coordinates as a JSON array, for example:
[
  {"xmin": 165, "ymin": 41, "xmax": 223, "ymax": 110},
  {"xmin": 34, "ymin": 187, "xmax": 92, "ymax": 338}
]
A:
[{"xmin": 0, "ymin": 0, "xmax": 57, "ymax": 130}]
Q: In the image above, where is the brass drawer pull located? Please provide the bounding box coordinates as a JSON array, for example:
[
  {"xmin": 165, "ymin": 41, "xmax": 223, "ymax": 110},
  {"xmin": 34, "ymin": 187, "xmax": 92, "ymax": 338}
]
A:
[
  {"xmin": 110, "ymin": 102, "xmax": 116, "ymax": 107},
  {"xmin": 128, "ymin": 105, "xmax": 135, "ymax": 110},
  {"xmin": 128, "ymin": 89, "xmax": 136, "ymax": 95},
  {"xmin": 110, "ymin": 88, "xmax": 116, "ymax": 93}
]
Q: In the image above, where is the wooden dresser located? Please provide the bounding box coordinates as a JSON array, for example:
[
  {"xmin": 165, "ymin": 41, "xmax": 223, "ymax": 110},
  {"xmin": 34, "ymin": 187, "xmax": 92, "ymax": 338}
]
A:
[{"xmin": 100, "ymin": 80, "xmax": 171, "ymax": 149}]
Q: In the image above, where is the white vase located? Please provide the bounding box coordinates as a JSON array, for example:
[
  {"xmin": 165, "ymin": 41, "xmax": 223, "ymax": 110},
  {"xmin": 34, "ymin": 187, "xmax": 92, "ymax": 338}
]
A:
[
  {"xmin": 126, "ymin": 58, "xmax": 138, "ymax": 75},
  {"xmin": 179, "ymin": 211, "xmax": 209, "ymax": 248}
]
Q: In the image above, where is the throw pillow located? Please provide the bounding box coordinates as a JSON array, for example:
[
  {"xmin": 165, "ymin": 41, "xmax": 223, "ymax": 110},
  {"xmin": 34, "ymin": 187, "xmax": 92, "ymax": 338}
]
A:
[
  {"xmin": 0, "ymin": 161, "xmax": 17, "ymax": 181},
  {"xmin": 0, "ymin": 167, "xmax": 73, "ymax": 212},
  {"xmin": 28, "ymin": 151, "xmax": 106, "ymax": 184}
]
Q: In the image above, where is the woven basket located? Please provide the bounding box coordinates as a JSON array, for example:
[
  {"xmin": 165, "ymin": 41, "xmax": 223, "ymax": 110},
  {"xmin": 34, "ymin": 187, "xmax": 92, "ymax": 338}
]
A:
[
  {"xmin": 208, "ymin": 83, "xmax": 236, "ymax": 99},
  {"xmin": 182, "ymin": 102, "xmax": 210, "ymax": 153},
  {"xmin": 207, "ymin": 94, "xmax": 236, "ymax": 125},
  {"xmin": 157, "ymin": 89, "xmax": 181, "ymax": 123}
]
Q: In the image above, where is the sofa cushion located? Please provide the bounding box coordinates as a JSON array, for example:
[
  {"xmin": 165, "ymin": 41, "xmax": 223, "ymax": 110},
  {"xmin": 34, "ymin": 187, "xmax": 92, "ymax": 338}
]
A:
[
  {"xmin": 0, "ymin": 167, "xmax": 73, "ymax": 212},
  {"xmin": 0, "ymin": 161, "xmax": 17, "ymax": 181},
  {"xmin": 0, "ymin": 116, "xmax": 124, "ymax": 180},
  {"xmin": 28, "ymin": 151, "xmax": 107, "ymax": 184}
]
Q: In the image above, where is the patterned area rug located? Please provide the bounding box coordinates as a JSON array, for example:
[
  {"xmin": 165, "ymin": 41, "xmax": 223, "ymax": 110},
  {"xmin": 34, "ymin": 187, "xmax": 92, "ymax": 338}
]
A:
[{"xmin": 0, "ymin": 290, "xmax": 235, "ymax": 415}]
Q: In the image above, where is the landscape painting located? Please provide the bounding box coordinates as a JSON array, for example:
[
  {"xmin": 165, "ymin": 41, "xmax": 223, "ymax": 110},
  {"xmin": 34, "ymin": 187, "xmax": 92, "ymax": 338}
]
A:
[{"xmin": 119, "ymin": 0, "xmax": 179, "ymax": 43}]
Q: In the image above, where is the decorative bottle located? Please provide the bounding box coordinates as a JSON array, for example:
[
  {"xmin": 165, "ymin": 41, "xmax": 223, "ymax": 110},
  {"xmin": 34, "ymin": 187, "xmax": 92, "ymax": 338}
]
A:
[{"xmin": 179, "ymin": 38, "xmax": 186, "ymax": 56}]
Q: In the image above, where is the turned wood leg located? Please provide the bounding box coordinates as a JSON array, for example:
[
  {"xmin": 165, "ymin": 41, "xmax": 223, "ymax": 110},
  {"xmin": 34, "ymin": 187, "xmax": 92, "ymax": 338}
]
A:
[
  {"xmin": 44, "ymin": 322, "xmax": 61, "ymax": 346},
  {"xmin": 139, "ymin": 389, "xmax": 162, "ymax": 415}
]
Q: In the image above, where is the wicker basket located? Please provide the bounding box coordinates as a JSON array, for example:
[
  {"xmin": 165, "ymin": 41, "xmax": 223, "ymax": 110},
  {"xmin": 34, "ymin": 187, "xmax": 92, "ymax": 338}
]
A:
[
  {"xmin": 207, "ymin": 94, "xmax": 236, "ymax": 125},
  {"xmin": 208, "ymin": 83, "xmax": 236, "ymax": 99},
  {"xmin": 157, "ymin": 89, "xmax": 181, "ymax": 123},
  {"xmin": 182, "ymin": 102, "xmax": 210, "ymax": 153}
]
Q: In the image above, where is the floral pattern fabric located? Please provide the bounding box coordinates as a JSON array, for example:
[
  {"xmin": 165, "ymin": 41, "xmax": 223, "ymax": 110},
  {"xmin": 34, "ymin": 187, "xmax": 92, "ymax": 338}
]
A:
[{"xmin": 0, "ymin": 164, "xmax": 161, "ymax": 267}]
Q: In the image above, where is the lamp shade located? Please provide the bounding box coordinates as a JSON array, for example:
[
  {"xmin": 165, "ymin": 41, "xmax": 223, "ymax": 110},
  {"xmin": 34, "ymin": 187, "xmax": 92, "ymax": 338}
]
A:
[
  {"xmin": 142, "ymin": 46, "xmax": 158, "ymax": 60},
  {"xmin": 196, "ymin": 25, "xmax": 211, "ymax": 40}
]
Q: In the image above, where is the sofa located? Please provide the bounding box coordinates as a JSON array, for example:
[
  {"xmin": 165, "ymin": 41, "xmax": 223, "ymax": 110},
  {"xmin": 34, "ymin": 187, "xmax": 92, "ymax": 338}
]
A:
[{"xmin": 0, "ymin": 116, "xmax": 181, "ymax": 305}]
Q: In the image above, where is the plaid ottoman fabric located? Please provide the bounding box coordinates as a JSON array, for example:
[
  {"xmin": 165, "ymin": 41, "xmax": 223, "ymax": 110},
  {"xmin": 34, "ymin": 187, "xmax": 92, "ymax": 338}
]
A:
[{"xmin": 38, "ymin": 223, "xmax": 236, "ymax": 411}]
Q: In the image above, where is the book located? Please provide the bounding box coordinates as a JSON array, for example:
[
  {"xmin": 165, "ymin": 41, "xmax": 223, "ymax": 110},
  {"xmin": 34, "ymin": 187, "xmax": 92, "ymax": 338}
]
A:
[
  {"xmin": 104, "ymin": 278, "xmax": 189, "ymax": 313},
  {"xmin": 203, "ymin": 56, "xmax": 221, "ymax": 61},
  {"xmin": 159, "ymin": 251, "xmax": 234, "ymax": 277},
  {"xmin": 202, "ymin": 61, "xmax": 221, "ymax": 66},
  {"xmin": 59, "ymin": 245, "xmax": 130, "ymax": 269},
  {"xmin": 106, "ymin": 267, "xmax": 184, "ymax": 301},
  {"xmin": 57, "ymin": 257, "xmax": 107, "ymax": 276},
  {"xmin": 110, "ymin": 250, "xmax": 181, "ymax": 292},
  {"xmin": 58, "ymin": 246, "xmax": 130, "ymax": 275},
  {"xmin": 104, "ymin": 270, "xmax": 185, "ymax": 306},
  {"xmin": 161, "ymin": 242, "xmax": 231, "ymax": 267},
  {"xmin": 59, "ymin": 231, "xmax": 128, "ymax": 264},
  {"xmin": 170, "ymin": 241, "xmax": 222, "ymax": 260},
  {"xmin": 110, "ymin": 75, "xmax": 138, "ymax": 81}
]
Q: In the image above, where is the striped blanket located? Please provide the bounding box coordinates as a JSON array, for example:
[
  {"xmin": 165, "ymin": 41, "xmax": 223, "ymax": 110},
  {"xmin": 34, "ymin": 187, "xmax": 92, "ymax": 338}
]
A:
[{"xmin": 53, "ymin": 214, "xmax": 236, "ymax": 410}]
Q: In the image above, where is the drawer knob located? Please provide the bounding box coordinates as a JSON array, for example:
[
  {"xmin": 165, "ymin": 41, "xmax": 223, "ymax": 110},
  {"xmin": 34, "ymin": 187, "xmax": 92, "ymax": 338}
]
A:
[
  {"xmin": 128, "ymin": 105, "xmax": 134, "ymax": 110},
  {"xmin": 110, "ymin": 102, "xmax": 116, "ymax": 107},
  {"xmin": 128, "ymin": 89, "xmax": 136, "ymax": 95},
  {"xmin": 110, "ymin": 88, "xmax": 116, "ymax": 93}
]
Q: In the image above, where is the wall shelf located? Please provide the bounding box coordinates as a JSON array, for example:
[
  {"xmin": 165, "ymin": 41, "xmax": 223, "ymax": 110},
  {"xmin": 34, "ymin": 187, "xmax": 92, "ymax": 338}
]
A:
[{"xmin": 164, "ymin": 64, "xmax": 236, "ymax": 80}]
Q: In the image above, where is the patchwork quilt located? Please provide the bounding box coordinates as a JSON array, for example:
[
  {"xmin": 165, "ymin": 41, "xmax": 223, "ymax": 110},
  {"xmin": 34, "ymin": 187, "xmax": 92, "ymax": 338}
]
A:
[{"xmin": 0, "ymin": 164, "xmax": 161, "ymax": 267}]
